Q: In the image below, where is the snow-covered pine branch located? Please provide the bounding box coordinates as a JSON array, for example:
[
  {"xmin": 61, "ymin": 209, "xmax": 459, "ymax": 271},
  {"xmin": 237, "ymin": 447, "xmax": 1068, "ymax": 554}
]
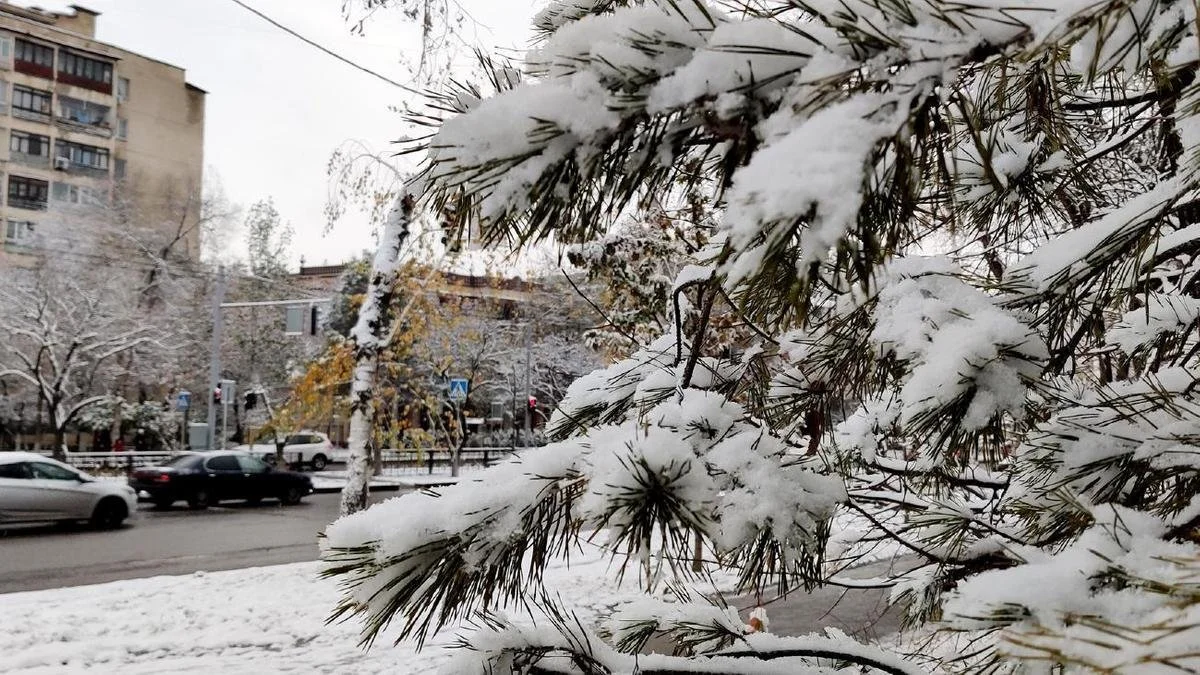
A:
[{"xmin": 324, "ymin": 0, "xmax": 1200, "ymax": 671}]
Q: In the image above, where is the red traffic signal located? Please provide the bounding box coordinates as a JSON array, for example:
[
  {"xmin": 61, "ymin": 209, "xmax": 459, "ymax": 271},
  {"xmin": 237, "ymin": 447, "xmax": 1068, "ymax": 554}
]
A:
[
  {"xmin": 212, "ymin": 387, "xmax": 222, "ymax": 405},
  {"xmin": 528, "ymin": 396, "xmax": 537, "ymax": 409}
]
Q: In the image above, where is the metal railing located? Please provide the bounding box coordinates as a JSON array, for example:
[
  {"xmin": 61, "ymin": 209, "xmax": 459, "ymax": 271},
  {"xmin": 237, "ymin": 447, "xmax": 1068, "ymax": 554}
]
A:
[
  {"xmin": 260, "ymin": 446, "xmax": 517, "ymax": 473},
  {"xmin": 52, "ymin": 447, "xmax": 521, "ymax": 474},
  {"xmin": 58, "ymin": 451, "xmax": 176, "ymax": 472}
]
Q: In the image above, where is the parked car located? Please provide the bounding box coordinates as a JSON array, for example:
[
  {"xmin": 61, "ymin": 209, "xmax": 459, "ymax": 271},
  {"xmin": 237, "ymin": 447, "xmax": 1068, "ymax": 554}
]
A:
[
  {"xmin": 128, "ymin": 451, "xmax": 314, "ymax": 509},
  {"xmin": 0, "ymin": 452, "xmax": 137, "ymax": 529},
  {"xmin": 234, "ymin": 431, "xmax": 337, "ymax": 470}
]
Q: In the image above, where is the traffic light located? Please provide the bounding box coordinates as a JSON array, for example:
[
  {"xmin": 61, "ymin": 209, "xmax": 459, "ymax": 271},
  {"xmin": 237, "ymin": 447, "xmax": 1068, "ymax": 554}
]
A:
[
  {"xmin": 528, "ymin": 395, "xmax": 537, "ymax": 410},
  {"xmin": 244, "ymin": 392, "xmax": 258, "ymax": 410},
  {"xmin": 212, "ymin": 387, "xmax": 222, "ymax": 405}
]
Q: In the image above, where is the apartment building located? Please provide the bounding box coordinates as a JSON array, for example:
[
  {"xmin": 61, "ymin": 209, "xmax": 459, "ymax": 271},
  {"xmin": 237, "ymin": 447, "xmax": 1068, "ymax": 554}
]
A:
[{"xmin": 0, "ymin": 3, "xmax": 205, "ymax": 264}]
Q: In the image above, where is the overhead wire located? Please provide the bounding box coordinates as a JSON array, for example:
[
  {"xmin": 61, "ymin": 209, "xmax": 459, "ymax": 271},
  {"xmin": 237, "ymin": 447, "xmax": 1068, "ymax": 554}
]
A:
[{"xmin": 225, "ymin": 0, "xmax": 425, "ymax": 96}]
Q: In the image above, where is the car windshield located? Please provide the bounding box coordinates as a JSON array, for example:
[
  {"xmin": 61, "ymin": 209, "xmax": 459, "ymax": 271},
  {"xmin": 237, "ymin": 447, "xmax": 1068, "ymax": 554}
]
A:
[
  {"xmin": 236, "ymin": 454, "xmax": 269, "ymax": 473},
  {"xmin": 164, "ymin": 454, "xmax": 203, "ymax": 469},
  {"xmin": 29, "ymin": 462, "xmax": 79, "ymax": 480}
]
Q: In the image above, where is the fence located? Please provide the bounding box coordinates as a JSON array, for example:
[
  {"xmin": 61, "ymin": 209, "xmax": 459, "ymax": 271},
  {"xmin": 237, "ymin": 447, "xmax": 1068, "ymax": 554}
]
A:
[
  {"xmin": 50, "ymin": 447, "xmax": 519, "ymax": 475},
  {"xmin": 57, "ymin": 451, "xmax": 175, "ymax": 473},
  {"xmin": 378, "ymin": 447, "xmax": 514, "ymax": 474}
]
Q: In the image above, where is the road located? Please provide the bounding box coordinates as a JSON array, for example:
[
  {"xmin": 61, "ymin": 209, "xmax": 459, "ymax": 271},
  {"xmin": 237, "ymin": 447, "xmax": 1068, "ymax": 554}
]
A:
[
  {"xmin": 0, "ymin": 492, "xmax": 394, "ymax": 594},
  {"xmin": 0, "ymin": 493, "xmax": 904, "ymax": 641},
  {"xmin": 729, "ymin": 557, "xmax": 907, "ymax": 640}
]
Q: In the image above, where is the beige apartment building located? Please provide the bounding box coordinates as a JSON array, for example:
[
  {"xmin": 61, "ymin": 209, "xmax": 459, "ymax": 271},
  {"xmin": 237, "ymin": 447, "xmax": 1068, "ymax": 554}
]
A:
[{"xmin": 0, "ymin": 3, "xmax": 205, "ymax": 264}]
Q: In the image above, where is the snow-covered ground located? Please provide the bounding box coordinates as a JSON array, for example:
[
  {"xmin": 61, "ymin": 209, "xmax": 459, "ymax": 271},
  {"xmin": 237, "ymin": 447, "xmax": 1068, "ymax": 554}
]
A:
[{"xmin": 0, "ymin": 547, "xmax": 645, "ymax": 674}]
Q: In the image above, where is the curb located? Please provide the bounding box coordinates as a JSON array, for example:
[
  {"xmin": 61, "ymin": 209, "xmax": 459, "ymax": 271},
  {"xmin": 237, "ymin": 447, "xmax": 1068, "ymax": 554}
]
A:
[{"xmin": 311, "ymin": 483, "xmax": 405, "ymax": 494}]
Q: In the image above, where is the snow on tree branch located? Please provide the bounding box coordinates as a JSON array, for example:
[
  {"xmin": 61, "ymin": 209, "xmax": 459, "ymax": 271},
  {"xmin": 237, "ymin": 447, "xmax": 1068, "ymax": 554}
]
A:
[{"xmin": 324, "ymin": 0, "xmax": 1200, "ymax": 670}]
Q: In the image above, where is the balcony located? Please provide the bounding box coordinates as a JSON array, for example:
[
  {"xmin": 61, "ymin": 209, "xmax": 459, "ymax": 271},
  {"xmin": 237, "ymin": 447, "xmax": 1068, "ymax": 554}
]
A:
[
  {"xmin": 59, "ymin": 163, "xmax": 109, "ymax": 179},
  {"xmin": 9, "ymin": 151, "xmax": 50, "ymax": 170},
  {"xmin": 12, "ymin": 107, "xmax": 51, "ymax": 124},
  {"xmin": 57, "ymin": 71, "xmax": 112, "ymax": 95},
  {"xmin": 55, "ymin": 117, "xmax": 113, "ymax": 140},
  {"xmin": 8, "ymin": 197, "xmax": 47, "ymax": 211},
  {"xmin": 14, "ymin": 59, "xmax": 53, "ymax": 80},
  {"xmin": 4, "ymin": 220, "xmax": 41, "ymax": 250},
  {"xmin": 56, "ymin": 97, "xmax": 113, "ymax": 139}
]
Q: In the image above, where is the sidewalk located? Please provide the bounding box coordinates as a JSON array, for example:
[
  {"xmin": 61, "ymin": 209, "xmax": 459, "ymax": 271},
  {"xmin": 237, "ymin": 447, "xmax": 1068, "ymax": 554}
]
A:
[{"xmin": 0, "ymin": 546, "xmax": 647, "ymax": 673}]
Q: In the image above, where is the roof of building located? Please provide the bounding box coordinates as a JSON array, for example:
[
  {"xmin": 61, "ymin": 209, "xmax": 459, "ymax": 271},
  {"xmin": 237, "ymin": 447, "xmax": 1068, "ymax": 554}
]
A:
[
  {"xmin": 0, "ymin": 1, "xmax": 201, "ymax": 78},
  {"xmin": 297, "ymin": 264, "xmax": 347, "ymax": 278}
]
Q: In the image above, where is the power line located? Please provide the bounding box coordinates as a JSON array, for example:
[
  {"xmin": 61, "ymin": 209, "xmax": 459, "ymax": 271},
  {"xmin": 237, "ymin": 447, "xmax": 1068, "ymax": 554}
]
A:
[{"xmin": 225, "ymin": 0, "xmax": 425, "ymax": 96}]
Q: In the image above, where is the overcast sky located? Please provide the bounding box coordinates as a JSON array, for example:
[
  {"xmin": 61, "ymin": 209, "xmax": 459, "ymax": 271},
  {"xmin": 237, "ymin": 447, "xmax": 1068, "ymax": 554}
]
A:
[{"xmin": 21, "ymin": 0, "xmax": 536, "ymax": 267}]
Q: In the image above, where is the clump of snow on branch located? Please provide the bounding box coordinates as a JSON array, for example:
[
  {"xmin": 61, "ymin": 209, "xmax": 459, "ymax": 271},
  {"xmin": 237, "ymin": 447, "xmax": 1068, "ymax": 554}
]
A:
[{"xmin": 869, "ymin": 257, "xmax": 1045, "ymax": 433}]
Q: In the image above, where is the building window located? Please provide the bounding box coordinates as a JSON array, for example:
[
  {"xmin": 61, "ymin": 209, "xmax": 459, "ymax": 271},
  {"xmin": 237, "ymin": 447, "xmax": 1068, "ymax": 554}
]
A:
[
  {"xmin": 117, "ymin": 117, "xmax": 127, "ymax": 139},
  {"xmin": 14, "ymin": 39, "xmax": 53, "ymax": 69},
  {"xmin": 114, "ymin": 158, "xmax": 127, "ymax": 180},
  {"xmin": 8, "ymin": 176, "xmax": 48, "ymax": 210},
  {"xmin": 52, "ymin": 182, "xmax": 104, "ymax": 206},
  {"xmin": 5, "ymin": 219, "xmax": 35, "ymax": 245},
  {"xmin": 58, "ymin": 95, "xmax": 110, "ymax": 127},
  {"xmin": 56, "ymin": 140, "xmax": 109, "ymax": 171},
  {"xmin": 12, "ymin": 85, "xmax": 51, "ymax": 115},
  {"xmin": 10, "ymin": 130, "xmax": 49, "ymax": 157},
  {"xmin": 58, "ymin": 51, "xmax": 113, "ymax": 92},
  {"xmin": 285, "ymin": 307, "xmax": 304, "ymax": 335},
  {"xmin": 116, "ymin": 76, "xmax": 129, "ymax": 102}
]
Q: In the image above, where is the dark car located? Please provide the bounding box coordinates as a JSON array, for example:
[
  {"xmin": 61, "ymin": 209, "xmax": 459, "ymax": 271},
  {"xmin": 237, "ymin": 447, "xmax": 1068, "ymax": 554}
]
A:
[{"xmin": 129, "ymin": 452, "xmax": 313, "ymax": 509}]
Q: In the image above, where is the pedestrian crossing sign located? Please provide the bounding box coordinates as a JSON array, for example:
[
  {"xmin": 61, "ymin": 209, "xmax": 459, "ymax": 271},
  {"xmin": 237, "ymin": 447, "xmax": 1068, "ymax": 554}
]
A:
[{"xmin": 449, "ymin": 377, "xmax": 469, "ymax": 401}]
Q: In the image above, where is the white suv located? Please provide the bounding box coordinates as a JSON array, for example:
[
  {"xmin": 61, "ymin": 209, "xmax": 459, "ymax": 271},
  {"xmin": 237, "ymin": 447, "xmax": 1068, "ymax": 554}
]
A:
[{"xmin": 240, "ymin": 432, "xmax": 337, "ymax": 470}]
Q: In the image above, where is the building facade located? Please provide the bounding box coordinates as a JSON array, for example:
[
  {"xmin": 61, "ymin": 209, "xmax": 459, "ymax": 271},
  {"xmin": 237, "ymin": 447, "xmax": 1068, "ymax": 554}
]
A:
[{"xmin": 0, "ymin": 3, "xmax": 205, "ymax": 264}]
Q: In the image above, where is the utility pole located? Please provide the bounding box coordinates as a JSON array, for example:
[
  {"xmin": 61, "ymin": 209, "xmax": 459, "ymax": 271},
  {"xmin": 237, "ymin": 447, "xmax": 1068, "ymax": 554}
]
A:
[
  {"xmin": 524, "ymin": 322, "xmax": 532, "ymax": 445},
  {"xmin": 510, "ymin": 367, "xmax": 517, "ymax": 453},
  {"xmin": 206, "ymin": 267, "xmax": 226, "ymax": 451}
]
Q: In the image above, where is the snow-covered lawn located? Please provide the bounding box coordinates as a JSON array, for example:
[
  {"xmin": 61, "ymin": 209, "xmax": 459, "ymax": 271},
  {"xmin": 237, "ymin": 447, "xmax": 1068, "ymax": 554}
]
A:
[{"xmin": 0, "ymin": 548, "xmax": 643, "ymax": 674}]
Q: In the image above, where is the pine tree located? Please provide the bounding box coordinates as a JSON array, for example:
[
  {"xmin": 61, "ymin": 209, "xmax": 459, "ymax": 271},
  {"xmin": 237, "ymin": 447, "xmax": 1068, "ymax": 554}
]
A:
[{"xmin": 322, "ymin": 1, "xmax": 1200, "ymax": 671}]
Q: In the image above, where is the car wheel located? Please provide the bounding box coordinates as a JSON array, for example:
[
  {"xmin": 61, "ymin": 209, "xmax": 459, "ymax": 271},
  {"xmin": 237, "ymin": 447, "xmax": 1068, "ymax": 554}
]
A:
[
  {"xmin": 310, "ymin": 454, "xmax": 328, "ymax": 471},
  {"xmin": 280, "ymin": 486, "xmax": 303, "ymax": 506},
  {"xmin": 263, "ymin": 454, "xmax": 277, "ymax": 466},
  {"xmin": 188, "ymin": 489, "xmax": 213, "ymax": 510},
  {"xmin": 90, "ymin": 498, "xmax": 128, "ymax": 530}
]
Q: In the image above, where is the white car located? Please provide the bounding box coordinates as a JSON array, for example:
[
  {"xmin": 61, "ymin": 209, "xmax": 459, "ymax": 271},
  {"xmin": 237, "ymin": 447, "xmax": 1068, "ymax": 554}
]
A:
[
  {"xmin": 236, "ymin": 431, "xmax": 337, "ymax": 470},
  {"xmin": 0, "ymin": 452, "xmax": 137, "ymax": 529}
]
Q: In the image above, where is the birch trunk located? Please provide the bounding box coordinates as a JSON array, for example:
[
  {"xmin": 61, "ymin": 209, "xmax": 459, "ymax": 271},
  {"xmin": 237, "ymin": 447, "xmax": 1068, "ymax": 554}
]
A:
[{"xmin": 339, "ymin": 194, "xmax": 413, "ymax": 516}]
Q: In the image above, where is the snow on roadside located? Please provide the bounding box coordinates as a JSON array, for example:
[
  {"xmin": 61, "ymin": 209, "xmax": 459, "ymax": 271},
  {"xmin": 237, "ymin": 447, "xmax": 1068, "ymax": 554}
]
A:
[{"xmin": 0, "ymin": 547, "xmax": 645, "ymax": 674}]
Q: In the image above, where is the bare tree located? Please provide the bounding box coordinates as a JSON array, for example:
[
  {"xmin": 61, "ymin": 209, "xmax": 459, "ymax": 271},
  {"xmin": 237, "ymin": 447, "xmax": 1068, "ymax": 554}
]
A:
[{"xmin": 0, "ymin": 270, "xmax": 163, "ymax": 458}]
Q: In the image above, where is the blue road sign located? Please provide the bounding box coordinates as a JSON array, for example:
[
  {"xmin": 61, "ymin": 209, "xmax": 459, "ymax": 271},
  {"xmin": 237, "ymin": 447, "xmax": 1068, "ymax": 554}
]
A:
[
  {"xmin": 448, "ymin": 377, "xmax": 469, "ymax": 402},
  {"xmin": 175, "ymin": 391, "xmax": 192, "ymax": 411}
]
